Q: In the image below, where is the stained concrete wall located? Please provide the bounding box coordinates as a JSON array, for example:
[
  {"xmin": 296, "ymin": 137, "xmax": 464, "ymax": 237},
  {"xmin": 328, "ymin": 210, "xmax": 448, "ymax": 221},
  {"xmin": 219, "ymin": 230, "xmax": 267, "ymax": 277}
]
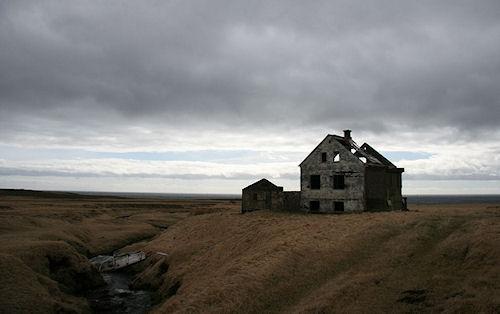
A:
[
  {"xmin": 365, "ymin": 167, "xmax": 403, "ymax": 211},
  {"xmin": 283, "ymin": 191, "xmax": 301, "ymax": 211},
  {"xmin": 270, "ymin": 190, "xmax": 284, "ymax": 211},
  {"xmin": 242, "ymin": 190, "xmax": 284, "ymax": 212},
  {"xmin": 300, "ymin": 135, "xmax": 365, "ymax": 212}
]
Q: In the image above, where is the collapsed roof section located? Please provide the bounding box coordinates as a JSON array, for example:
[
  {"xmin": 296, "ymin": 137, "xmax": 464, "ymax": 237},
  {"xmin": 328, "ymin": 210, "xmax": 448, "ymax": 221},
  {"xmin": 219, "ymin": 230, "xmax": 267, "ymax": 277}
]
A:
[{"xmin": 299, "ymin": 130, "xmax": 403, "ymax": 170}]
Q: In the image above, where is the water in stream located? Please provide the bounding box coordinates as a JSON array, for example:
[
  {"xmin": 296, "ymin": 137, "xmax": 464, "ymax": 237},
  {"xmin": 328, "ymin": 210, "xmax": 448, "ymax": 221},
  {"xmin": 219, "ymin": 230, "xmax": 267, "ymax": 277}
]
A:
[{"xmin": 88, "ymin": 271, "xmax": 151, "ymax": 313}]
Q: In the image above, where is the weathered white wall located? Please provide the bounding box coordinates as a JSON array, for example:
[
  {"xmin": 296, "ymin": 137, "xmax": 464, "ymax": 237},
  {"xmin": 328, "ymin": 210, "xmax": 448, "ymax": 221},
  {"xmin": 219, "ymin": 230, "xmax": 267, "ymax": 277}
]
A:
[{"xmin": 300, "ymin": 135, "xmax": 365, "ymax": 212}]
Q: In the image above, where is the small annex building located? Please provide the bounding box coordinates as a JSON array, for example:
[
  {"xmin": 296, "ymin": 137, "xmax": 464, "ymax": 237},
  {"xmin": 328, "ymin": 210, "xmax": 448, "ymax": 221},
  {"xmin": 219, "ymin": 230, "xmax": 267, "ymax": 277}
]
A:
[
  {"xmin": 241, "ymin": 179, "xmax": 301, "ymax": 213},
  {"xmin": 241, "ymin": 130, "xmax": 405, "ymax": 213}
]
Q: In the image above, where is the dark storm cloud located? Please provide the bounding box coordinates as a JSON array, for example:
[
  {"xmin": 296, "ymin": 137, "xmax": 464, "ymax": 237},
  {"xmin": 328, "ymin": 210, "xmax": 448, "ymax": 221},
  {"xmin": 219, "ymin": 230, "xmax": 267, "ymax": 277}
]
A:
[{"xmin": 1, "ymin": 0, "xmax": 500, "ymax": 142}]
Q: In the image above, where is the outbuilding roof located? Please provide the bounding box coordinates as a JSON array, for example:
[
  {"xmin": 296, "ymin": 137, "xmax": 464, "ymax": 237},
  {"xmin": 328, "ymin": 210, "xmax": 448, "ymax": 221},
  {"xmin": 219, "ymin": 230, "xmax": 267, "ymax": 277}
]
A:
[{"xmin": 242, "ymin": 178, "xmax": 283, "ymax": 191}]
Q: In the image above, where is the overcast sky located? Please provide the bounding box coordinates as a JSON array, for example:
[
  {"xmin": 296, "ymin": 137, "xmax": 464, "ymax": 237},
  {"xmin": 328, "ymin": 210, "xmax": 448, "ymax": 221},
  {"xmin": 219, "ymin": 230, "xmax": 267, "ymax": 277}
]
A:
[{"xmin": 1, "ymin": 1, "xmax": 499, "ymax": 194}]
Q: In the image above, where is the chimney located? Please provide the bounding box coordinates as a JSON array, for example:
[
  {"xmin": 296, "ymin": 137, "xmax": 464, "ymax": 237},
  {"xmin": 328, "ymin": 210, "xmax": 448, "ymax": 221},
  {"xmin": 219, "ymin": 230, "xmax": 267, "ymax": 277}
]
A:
[{"xmin": 343, "ymin": 129, "xmax": 352, "ymax": 140}]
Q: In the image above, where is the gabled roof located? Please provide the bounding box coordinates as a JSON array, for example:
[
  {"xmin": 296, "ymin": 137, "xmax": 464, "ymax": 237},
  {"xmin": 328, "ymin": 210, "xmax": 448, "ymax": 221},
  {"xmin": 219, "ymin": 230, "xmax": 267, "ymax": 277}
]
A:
[
  {"xmin": 298, "ymin": 132, "xmax": 398, "ymax": 168},
  {"xmin": 243, "ymin": 178, "xmax": 283, "ymax": 191},
  {"xmin": 299, "ymin": 134, "xmax": 331, "ymax": 166}
]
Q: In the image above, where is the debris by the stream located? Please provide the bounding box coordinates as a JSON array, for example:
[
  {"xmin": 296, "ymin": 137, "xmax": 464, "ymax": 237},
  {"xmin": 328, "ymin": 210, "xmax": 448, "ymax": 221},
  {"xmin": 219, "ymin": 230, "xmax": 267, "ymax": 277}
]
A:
[{"xmin": 90, "ymin": 251, "xmax": 146, "ymax": 272}]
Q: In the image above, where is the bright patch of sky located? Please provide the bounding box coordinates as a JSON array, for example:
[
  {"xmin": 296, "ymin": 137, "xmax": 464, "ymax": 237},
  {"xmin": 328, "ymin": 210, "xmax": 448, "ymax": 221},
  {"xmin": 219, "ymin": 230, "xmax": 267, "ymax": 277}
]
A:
[
  {"xmin": 1, "ymin": 140, "xmax": 498, "ymax": 194},
  {"xmin": 380, "ymin": 151, "xmax": 433, "ymax": 162}
]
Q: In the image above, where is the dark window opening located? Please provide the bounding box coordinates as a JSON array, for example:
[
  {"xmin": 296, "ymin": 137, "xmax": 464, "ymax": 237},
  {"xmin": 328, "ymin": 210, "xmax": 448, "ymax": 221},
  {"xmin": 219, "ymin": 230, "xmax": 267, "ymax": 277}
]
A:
[
  {"xmin": 334, "ymin": 201, "xmax": 344, "ymax": 212},
  {"xmin": 333, "ymin": 175, "xmax": 345, "ymax": 189},
  {"xmin": 310, "ymin": 201, "xmax": 320, "ymax": 212},
  {"xmin": 321, "ymin": 152, "xmax": 327, "ymax": 162},
  {"xmin": 310, "ymin": 175, "xmax": 321, "ymax": 189},
  {"xmin": 253, "ymin": 193, "xmax": 258, "ymax": 200}
]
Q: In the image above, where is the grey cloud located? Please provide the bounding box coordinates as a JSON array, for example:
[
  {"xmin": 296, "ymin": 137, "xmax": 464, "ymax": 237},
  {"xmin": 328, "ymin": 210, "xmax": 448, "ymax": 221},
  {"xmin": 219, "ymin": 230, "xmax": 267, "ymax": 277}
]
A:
[
  {"xmin": 0, "ymin": 166, "xmax": 298, "ymax": 181},
  {"xmin": 2, "ymin": 163, "xmax": 499, "ymax": 181},
  {"xmin": 404, "ymin": 174, "xmax": 500, "ymax": 181},
  {"xmin": 1, "ymin": 0, "xmax": 500, "ymax": 144}
]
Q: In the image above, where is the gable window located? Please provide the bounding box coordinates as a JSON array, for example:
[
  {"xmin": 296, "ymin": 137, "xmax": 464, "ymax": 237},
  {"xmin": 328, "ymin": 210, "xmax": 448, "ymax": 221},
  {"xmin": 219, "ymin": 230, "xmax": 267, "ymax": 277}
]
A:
[
  {"xmin": 321, "ymin": 152, "xmax": 327, "ymax": 162},
  {"xmin": 333, "ymin": 175, "xmax": 345, "ymax": 189},
  {"xmin": 334, "ymin": 201, "xmax": 344, "ymax": 212},
  {"xmin": 310, "ymin": 175, "xmax": 321, "ymax": 189},
  {"xmin": 253, "ymin": 193, "xmax": 258, "ymax": 201},
  {"xmin": 333, "ymin": 152, "xmax": 340, "ymax": 162}
]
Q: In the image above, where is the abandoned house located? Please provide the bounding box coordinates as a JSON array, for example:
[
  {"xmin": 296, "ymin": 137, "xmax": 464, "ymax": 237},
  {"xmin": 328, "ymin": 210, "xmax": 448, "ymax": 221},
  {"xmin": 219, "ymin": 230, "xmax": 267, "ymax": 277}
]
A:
[
  {"xmin": 300, "ymin": 130, "xmax": 404, "ymax": 212},
  {"xmin": 242, "ymin": 130, "xmax": 405, "ymax": 213}
]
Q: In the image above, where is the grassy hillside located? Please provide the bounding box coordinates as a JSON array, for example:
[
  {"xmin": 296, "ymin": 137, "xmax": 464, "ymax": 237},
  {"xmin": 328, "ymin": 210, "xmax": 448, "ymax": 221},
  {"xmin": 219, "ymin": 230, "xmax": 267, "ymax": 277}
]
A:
[
  {"xmin": 1, "ymin": 190, "xmax": 498, "ymax": 313},
  {"xmin": 135, "ymin": 204, "xmax": 500, "ymax": 313},
  {"xmin": 0, "ymin": 190, "xmax": 238, "ymax": 313}
]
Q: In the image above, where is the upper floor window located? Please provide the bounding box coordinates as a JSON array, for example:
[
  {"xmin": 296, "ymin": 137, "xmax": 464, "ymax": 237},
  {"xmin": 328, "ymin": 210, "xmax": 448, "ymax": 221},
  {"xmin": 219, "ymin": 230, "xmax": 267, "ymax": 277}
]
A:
[
  {"xmin": 333, "ymin": 175, "xmax": 345, "ymax": 189},
  {"xmin": 310, "ymin": 175, "xmax": 321, "ymax": 189},
  {"xmin": 333, "ymin": 152, "xmax": 340, "ymax": 162},
  {"xmin": 321, "ymin": 152, "xmax": 327, "ymax": 162}
]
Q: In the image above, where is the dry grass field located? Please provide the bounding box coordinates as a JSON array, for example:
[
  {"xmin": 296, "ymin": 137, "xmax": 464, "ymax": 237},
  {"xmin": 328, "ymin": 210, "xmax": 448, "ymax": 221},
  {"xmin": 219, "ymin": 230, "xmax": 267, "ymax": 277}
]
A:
[
  {"xmin": 135, "ymin": 203, "xmax": 500, "ymax": 313},
  {"xmin": 0, "ymin": 189, "xmax": 499, "ymax": 313},
  {"xmin": 0, "ymin": 189, "xmax": 237, "ymax": 313}
]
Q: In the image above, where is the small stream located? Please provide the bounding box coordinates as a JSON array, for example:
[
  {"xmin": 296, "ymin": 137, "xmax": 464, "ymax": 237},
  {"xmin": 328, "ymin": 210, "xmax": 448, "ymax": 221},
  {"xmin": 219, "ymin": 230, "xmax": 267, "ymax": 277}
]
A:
[{"xmin": 87, "ymin": 270, "xmax": 151, "ymax": 313}]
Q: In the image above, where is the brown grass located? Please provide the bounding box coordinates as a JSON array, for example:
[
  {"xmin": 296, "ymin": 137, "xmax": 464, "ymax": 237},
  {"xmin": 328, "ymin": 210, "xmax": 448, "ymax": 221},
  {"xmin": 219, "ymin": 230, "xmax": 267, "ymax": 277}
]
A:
[
  {"xmin": 1, "ymin": 190, "xmax": 499, "ymax": 313},
  {"xmin": 0, "ymin": 190, "xmax": 237, "ymax": 313},
  {"xmin": 134, "ymin": 204, "xmax": 500, "ymax": 313}
]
